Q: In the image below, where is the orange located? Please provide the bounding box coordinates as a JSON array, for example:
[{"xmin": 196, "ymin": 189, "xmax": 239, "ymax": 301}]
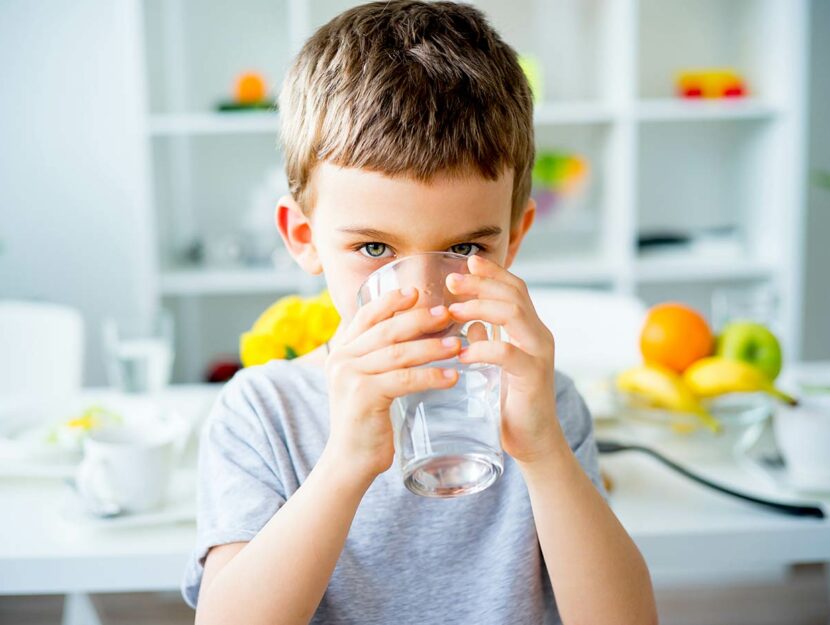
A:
[
  {"xmin": 640, "ymin": 302, "xmax": 714, "ymax": 373},
  {"xmin": 235, "ymin": 72, "xmax": 267, "ymax": 104}
]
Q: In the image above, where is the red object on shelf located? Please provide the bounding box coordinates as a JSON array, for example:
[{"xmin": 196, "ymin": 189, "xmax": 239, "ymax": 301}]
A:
[
  {"xmin": 681, "ymin": 87, "xmax": 703, "ymax": 98},
  {"xmin": 723, "ymin": 85, "xmax": 745, "ymax": 97},
  {"xmin": 205, "ymin": 359, "xmax": 242, "ymax": 383},
  {"xmin": 676, "ymin": 69, "xmax": 748, "ymax": 99}
]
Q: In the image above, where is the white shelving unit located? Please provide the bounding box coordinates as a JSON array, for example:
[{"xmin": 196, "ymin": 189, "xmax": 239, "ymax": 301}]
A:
[{"xmin": 136, "ymin": 0, "xmax": 809, "ymax": 383}]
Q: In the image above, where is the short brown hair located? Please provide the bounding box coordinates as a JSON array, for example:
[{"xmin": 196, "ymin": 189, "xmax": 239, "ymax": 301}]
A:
[{"xmin": 279, "ymin": 0, "xmax": 535, "ymax": 228}]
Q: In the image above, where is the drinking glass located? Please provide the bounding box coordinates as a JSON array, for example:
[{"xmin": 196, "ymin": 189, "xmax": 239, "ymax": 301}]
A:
[
  {"xmin": 357, "ymin": 252, "xmax": 503, "ymax": 498},
  {"xmin": 102, "ymin": 310, "xmax": 174, "ymax": 394},
  {"xmin": 711, "ymin": 283, "xmax": 781, "ymax": 334}
]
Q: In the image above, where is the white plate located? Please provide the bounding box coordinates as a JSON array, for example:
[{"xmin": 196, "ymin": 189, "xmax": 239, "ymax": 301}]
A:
[
  {"xmin": 60, "ymin": 468, "xmax": 197, "ymax": 529},
  {"xmin": 0, "ymin": 394, "xmax": 194, "ymax": 479}
]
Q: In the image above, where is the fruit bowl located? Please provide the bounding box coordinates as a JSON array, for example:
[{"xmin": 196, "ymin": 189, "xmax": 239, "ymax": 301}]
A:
[{"xmin": 610, "ymin": 390, "xmax": 774, "ymax": 461}]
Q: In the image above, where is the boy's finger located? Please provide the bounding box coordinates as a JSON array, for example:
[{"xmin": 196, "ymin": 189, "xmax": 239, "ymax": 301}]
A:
[
  {"xmin": 449, "ymin": 298, "xmax": 546, "ymax": 355},
  {"xmin": 457, "ymin": 339, "xmax": 540, "ymax": 381},
  {"xmin": 374, "ymin": 365, "xmax": 459, "ymax": 400},
  {"xmin": 347, "ymin": 304, "xmax": 454, "ymax": 357},
  {"xmin": 342, "ymin": 288, "xmax": 419, "ymax": 344},
  {"xmin": 466, "ymin": 321, "xmax": 490, "ymax": 343},
  {"xmin": 446, "ymin": 271, "xmax": 521, "ymax": 304},
  {"xmin": 358, "ymin": 336, "xmax": 462, "ymax": 374},
  {"xmin": 466, "ymin": 254, "xmax": 528, "ymax": 293}
]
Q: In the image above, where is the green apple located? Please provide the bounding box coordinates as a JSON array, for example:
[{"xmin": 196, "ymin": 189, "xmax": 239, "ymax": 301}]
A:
[{"xmin": 716, "ymin": 321, "xmax": 783, "ymax": 381}]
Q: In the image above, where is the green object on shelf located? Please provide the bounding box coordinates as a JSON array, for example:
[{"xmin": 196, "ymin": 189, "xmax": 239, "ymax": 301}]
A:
[
  {"xmin": 533, "ymin": 152, "xmax": 569, "ymax": 185},
  {"xmin": 216, "ymin": 101, "xmax": 276, "ymax": 112},
  {"xmin": 518, "ymin": 55, "xmax": 544, "ymax": 104},
  {"xmin": 532, "ymin": 151, "xmax": 588, "ymax": 187}
]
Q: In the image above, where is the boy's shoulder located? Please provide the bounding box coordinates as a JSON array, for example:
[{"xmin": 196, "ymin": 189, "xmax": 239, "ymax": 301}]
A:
[
  {"xmin": 221, "ymin": 358, "xmax": 327, "ymax": 404},
  {"xmin": 206, "ymin": 359, "xmax": 329, "ymax": 437}
]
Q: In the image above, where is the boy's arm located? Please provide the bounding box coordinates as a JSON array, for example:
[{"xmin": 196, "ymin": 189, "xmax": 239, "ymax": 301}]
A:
[
  {"xmin": 193, "ymin": 289, "xmax": 462, "ymax": 625},
  {"xmin": 518, "ymin": 444, "xmax": 657, "ymax": 625},
  {"xmin": 444, "ymin": 255, "xmax": 656, "ymax": 624},
  {"xmin": 195, "ymin": 446, "xmax": 374, "ymax": 625}
]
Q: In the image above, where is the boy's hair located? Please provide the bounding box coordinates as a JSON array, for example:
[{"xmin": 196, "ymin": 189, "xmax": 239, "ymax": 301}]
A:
[{"xmin": 279, "ymin": 0, "xmax": 535, "ymax": 228}]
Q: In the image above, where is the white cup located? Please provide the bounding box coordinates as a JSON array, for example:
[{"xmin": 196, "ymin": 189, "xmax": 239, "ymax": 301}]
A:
[
  {"xmin": 774, "ymin": 395, "xmax": 830, "ymax": 493},
  {"xmin": 76, "ymin": 423, "xmax": 179, "ymax": 514}
]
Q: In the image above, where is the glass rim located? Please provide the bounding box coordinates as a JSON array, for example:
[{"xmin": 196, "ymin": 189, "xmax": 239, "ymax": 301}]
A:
[{"xmin": 357, "ymin": 250, "xmax": 472, "ymax": 295}]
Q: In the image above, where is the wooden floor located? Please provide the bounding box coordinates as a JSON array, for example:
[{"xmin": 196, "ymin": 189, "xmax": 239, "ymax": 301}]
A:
[{"xmin": 1, "ymin": 565, "xmax": 827, "ymax": 625}]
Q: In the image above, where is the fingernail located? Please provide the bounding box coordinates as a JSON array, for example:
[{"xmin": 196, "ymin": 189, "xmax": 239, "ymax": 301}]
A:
[
  {"xmin": 442, "ymin": 369, "xmax": 456, "ymax": 379},
  {"xmin": 401, "ymin": 287, "xmax": 415, "ymax": 297},
  {"xmin": 441, "ymin": 336, "xmax": 458, "ymax": 347},
  {"xmin": 448, "ymin": 272, "xmax": 464, "ymax": 282},
  {"xmin": 430, "ymin": 305, "xmax": 446, "ymax": 316},
  {"xmin": 448, "ymin": 302, "xmax": 463, "ymax": 312}
]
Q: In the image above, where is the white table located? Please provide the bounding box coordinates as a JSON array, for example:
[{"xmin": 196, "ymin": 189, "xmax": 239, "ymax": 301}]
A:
[{"xmin": 1, "ymin": 374, "xmax": 829, "ymax": 621}]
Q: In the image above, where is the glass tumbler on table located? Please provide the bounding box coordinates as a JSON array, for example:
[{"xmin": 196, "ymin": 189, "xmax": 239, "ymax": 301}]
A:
[
  {"xmin": 102, "ymin": 309, "xmax": 174, "ymax": 395},
  {"xmin": 357, "ymin": 251, "xmax": 504, "ymax": 498}
]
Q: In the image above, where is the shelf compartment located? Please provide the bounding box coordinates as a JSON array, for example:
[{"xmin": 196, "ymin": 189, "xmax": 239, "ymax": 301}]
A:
[
  {"xmin": 473, "ymin": 0, "xmax": 611, "ymax": 102},
  {"xmin": 522, "ymin": 123, "xmax": 612, "ymax": 263},
  {"xmin": 636, "ymin": 118, "xmax": 772, "ymax": 263},
  {"xmin": 638, "ymin": 0, "xmax": 779, "ymax": 100},
  {"xmin": 143, "ymin": 0, "xmax": 291, "ymax": 115},
  {"xmin": 151, "ymin": 134, "xmax": 286, "ymax": 273}
]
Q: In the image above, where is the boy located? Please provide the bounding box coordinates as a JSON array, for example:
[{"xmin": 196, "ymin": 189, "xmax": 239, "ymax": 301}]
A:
[{"xmin": 182, "ymin": 2, "xmax": 656, "ymax": 624}]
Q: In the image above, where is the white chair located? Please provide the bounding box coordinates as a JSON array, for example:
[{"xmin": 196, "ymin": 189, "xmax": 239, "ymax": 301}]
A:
[
  {"xmin": 0, "ymin": 301, "xmax": 92, "ymax": 625},
  {"xmin": 0, "ymin": 300, "xmax": 85, "ymax": 399},
  {"xmin": 527, "ymin": 288, "xmax": 646, "ymax": 418}
]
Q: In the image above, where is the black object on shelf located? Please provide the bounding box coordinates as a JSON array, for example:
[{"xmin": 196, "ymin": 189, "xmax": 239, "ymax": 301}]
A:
[
  {"xmin": 597, "ymin": 440, "xmax": 825, "ymax": 519},
  {"xmin": 636, "ymin": 231, "xmax": 691, "ymax": 250}
]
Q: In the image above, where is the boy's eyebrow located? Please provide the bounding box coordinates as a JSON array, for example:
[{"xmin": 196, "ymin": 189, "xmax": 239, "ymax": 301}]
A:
[{"xmin": 336, "ymin": 225, "xmax": 503, "ymax": 244}]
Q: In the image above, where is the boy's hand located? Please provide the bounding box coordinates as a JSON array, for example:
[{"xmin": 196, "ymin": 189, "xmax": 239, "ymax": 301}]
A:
[
  {"xmin": 323, "ymin": 288, "xmax": 462, "ymax": 482},
  {"xmin": 446, "ymin": 254, "xmax": 567, "ymax": 465}
]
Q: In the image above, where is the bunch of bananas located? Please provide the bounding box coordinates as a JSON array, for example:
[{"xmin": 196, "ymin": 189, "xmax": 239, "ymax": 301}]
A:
[{"xmin": 616, "ymin": 358, "xmax": 796, "ymax": 433}]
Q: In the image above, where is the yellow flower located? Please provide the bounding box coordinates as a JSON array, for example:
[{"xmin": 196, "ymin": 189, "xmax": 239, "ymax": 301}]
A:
[{"xmin": 240, "ymin": 289, "xmax": 340, "ymax": 367}]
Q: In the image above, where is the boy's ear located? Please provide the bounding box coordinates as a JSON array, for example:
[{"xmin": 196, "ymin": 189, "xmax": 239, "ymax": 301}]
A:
[
  {"xmin": 275, "ymin": 195, "xmax": 323, "ymax": 275},
  {"xmin": 504, "ymin": 198, "xmax": 536, "ymax": 269}
]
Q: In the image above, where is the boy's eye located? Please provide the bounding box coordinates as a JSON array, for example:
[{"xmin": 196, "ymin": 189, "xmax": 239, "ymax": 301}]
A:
[
  {"xmin": 358, "ymin": 242, "xmax": 393, "ymax": 258},
  {"xmin": 449, "ymin": 243, "xmax": 482, "ymax": 256}
]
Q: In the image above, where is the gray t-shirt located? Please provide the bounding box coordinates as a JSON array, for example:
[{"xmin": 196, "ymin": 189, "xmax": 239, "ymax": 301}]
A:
[{"xmin": 182, "ymin": 358, "xmax": 605, "ymax": 623}]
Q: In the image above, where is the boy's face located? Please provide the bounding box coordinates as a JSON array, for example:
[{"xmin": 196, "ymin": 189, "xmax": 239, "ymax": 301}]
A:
[{"xmin": 277, "ymin": 161, "xmax": 535, "ymax": 326}]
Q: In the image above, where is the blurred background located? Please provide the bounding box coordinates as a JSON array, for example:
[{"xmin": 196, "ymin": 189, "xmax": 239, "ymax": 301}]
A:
[
  {"xmin": 1, "ymin": 0, "xmax": 827, "ymax": 386},
  {"xmin": 1, "ymin": 0, "xmax": 829, "ymax": 624}
]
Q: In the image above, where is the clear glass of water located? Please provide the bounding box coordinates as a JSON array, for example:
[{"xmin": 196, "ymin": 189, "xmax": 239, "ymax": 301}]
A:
[
  {"xmin": 102, "ymin": 310, "xmax": 174, "ymax": 394},
  {"xmin": 357, "ymin": 252, "xmax": 503, "ymax": 498}
]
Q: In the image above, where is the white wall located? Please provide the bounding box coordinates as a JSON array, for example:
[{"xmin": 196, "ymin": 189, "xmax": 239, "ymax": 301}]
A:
[
  {"xmin": 802, "ymin": 0, "xmax": 830, "ymax": 361},
  {"xmin": 0, "ymin": 0, "xmax": 155, "ymax": 385}
]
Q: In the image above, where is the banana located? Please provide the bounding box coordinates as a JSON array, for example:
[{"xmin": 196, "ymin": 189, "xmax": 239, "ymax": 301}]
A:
[
  {"xmin": 683, "ymin": 357, "xmax": 798, "ymax": 406},
  {"xmin": 616, "ymin": 364, "xmax": 721, "ymax": 433}
]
